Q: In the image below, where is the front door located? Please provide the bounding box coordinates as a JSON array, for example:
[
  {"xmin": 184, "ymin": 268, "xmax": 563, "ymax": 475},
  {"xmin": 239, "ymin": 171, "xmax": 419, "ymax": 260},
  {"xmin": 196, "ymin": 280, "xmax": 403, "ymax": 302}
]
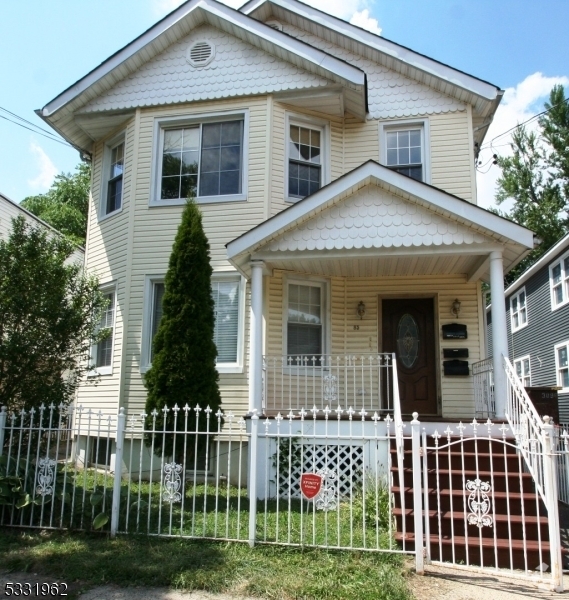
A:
[{"xmin": 382, "ymin": 298, "xmax": 438, "ymax": 416}]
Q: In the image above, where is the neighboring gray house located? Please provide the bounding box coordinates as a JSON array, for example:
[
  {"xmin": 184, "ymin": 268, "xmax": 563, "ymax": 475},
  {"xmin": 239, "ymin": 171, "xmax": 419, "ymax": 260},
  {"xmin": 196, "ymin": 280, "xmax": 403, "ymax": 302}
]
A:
[
  {"xmin": 0, "ymin": 192, "xmax": 84, "ymax": 265},
  {"xmin": 487, "ymin": 233, "xmax": 569, "ymax": 422}
]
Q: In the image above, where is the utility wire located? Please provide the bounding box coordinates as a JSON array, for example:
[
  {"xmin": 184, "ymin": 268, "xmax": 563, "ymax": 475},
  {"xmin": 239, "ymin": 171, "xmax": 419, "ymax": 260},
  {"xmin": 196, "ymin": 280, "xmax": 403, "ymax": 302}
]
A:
[
  {"xmin": 0, "ymin": 106, "xmax": 65, "ymax": 141},
  {"xmin": 0, "ymin": 114, "xmax": 74, "ymax": 149},
  {"xmin": 480, "ymin": 95, "xmax": 569, "ymax": 150}
]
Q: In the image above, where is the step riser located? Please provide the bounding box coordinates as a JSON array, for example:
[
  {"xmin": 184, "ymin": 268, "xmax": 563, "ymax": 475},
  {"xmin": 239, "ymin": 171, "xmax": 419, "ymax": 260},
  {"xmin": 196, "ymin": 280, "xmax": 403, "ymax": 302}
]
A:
[
  {"xmin": 393, "ymin": 472, "xmax": 535, "ymax": 494},
  {"xmin": 396, "ymin": 454, "xmax": 523, "ymax": 472}
]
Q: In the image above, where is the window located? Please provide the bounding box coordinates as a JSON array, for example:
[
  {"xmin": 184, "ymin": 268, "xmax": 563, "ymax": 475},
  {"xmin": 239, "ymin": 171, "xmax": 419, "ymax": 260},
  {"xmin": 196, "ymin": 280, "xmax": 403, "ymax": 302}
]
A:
[
  {"xmin": 285, "ymin": 114, "xmax": 328, "ymax": 202},
  {"xmin": 510, "ymin": 288, "xmax": 528, "ymax": 331},
  {"xmin": 285, "ymin": 280, "xmax": 328, "ymax": 357},
  {"xmin": 153, "ymin": 112, "xmax": 247, "ymax": 205},
  {"xmin": 89, "ymin": 437, "xmax": 112, "ymax": 467},
  {"xmin": 550, "ymin": 252, "xmax": 569, "ymax": 309},
  {"xmin": 92, "ymin": 289, "xmax": 115, "ymax": 375},
  {"xmin": 101, "ymin": 135, "xmax": 125, "ymax": 218},
  {"xmin": 514, "ymin": 355, "xmax": 531, "ymax": 387},
  {"xmin": 380, "ymin": 121, "xmax": 429, "ymax": 183},
  {"xmin": 556, "ymin": 342, "xmax": 569, "ymax": 391},
  {"xmin": 141, "ymin": 274, "xmax": 244, "ymax": 373}
]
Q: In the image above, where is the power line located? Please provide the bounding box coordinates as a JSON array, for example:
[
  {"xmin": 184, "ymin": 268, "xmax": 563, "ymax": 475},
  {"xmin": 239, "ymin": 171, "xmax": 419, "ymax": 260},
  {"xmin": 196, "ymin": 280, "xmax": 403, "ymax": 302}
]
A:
[
  {"xmin": 480, "ymin": 95, "xmax": 569, "ymax": 150},
  {"xmin": 0, "ymin": 106, "xmax": 66, "ymax": 142},
  {"xmin": 0, "ymin": 114, "xmax": 74, "ymax": 149}
]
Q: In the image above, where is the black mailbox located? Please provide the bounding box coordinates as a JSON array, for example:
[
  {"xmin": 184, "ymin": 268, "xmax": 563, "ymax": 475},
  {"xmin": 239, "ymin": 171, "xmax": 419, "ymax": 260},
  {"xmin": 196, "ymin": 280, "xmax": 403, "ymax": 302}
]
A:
[
  {"xmin": 443, "ymin": 348, "xmax": 469, "ymax": 359},
  {"xmin": 442, "ymin": 323, "xmax": 467, "ymax": 339},
  {"xmin": 443, "ymin": 359, "xmax": 469, "ymax": 376}
]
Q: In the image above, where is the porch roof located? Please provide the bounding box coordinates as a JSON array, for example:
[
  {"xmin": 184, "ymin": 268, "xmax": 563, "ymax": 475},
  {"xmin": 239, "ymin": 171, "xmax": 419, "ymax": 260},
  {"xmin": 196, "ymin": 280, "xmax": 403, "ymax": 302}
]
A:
[{"xmin": 226, "ymin": 161, "xmax": 536, "ymax": 281}]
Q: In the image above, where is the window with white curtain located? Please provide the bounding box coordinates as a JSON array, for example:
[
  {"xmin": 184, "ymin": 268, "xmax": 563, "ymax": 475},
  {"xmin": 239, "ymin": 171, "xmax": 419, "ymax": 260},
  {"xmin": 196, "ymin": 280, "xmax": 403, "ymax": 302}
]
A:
[{"xmin": 286, "ymin": 280, "xmax": 327, "ymax": 357}]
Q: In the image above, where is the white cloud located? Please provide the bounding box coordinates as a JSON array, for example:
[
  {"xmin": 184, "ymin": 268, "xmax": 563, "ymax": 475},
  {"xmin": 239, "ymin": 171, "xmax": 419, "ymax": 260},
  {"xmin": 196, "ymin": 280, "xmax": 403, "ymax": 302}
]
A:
[
  {"xmin": 476, "ymin": 72, "xmax": 569, "ymax": 210},
  {"xmin": 350, "ymin": 9, "xmax": 381, "ymax": 35},
  {"xmin": 28, "ymin": 141, "xmax": 58, "ymax": 191}
]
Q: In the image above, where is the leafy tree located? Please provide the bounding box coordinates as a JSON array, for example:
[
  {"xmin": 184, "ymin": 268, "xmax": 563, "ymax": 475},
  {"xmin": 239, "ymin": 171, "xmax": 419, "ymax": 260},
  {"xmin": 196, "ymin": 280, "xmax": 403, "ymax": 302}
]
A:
[
  {"xmin": 21, "ymin": 162, "xmax": 91, "ymax": 246},
  {"xmin": 494, "ymin": 84, "xmax": 569, "ymax": 283},
  {"xmin": 144, "ymin": 200, "xmax": 221, "ymax": 460},
  {"xmin": 0, "ymin": 217, "xmax": 107, "ymax": 413}
]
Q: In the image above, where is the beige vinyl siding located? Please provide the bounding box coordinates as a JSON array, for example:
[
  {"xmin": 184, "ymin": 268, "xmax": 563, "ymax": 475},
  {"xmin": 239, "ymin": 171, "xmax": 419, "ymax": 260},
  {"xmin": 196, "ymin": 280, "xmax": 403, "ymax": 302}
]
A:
[
  {"xmin": 120, "ymin": 97, "xmax": 268, "ymax": 415},
  {"xmin": 430, "ymin": 111, "xmax": 473, "ymax": 201},
  {"xmin": 76, "ymin": 120, "xmax": 135, "ymax": 414},
  {"xmin": 267, "ymin": 270, "xmax": 480, "ymax": 419},
  {"xmin": 344, "ymin": 116, "xmax": 380, "ymax": 173}
]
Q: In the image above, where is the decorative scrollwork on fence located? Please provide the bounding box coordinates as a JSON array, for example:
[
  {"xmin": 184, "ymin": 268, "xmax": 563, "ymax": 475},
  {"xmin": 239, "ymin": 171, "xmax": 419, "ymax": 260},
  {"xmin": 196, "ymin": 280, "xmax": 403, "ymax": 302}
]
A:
[
  {"xmin": 162, "ymin": 462, "xmax": 183, "ymax": 503},
  {"xmin": 315, "ymin": 468, "xmax": 337, "ymax": 511},
  {"xmin": 36, "ymin": 458, "xmax": 57, "ymax": 497},
  {"xmin": 466, "ymin": 478, "xmax": 493, "ymax": 528},
  {"xmin": 323, "ymin": 374, "xmax": 337, "ymax": 405}
]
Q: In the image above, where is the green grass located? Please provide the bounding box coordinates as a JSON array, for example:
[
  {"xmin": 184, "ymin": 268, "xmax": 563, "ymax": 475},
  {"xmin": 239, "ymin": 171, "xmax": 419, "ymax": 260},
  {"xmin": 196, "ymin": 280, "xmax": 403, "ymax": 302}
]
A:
[{"xmin": 0, "ymin": 528, "xmax": 413, "ymax": 600}]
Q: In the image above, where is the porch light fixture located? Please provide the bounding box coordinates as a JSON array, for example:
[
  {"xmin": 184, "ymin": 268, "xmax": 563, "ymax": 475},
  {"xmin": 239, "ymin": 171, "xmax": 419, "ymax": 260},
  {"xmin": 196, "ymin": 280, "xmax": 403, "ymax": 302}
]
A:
[
  {"xmin": 357, "ymin": 301, "xmax": 366, "ymax": 319},
  {"xmin": 451, "ymin": 298, "xmax": 461, "ymax": 318}
]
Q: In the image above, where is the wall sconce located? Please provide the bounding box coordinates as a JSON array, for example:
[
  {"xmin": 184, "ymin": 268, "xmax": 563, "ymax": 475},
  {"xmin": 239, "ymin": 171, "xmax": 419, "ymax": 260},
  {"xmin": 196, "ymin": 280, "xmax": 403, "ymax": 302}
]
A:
[
  {"xmin": 451, "ymin": 298, "xmax": 461, "ymax": 318},
  {"xmin": 357, "ymin": 301, "xmax": 366, "ymax": 320}
]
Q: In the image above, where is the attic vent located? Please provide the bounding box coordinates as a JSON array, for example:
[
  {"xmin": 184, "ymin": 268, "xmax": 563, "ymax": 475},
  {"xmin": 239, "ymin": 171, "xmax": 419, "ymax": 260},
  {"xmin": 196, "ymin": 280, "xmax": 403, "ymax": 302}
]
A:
[
  {"xmin": 266, "ymin": 20, "xmax": 283, "ymax": 31},
  {"xmin": 187, "ymin": 41, "xmax": 215, "ymax": 67}
]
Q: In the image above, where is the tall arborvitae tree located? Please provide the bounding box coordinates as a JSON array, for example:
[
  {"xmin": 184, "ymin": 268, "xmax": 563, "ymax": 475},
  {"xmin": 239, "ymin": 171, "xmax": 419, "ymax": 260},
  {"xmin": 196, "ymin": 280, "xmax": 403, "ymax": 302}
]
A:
[
  {"xmin": 495, "ymin": 84, "xmax": 569, "ymax": 284},
  {"xmin": 144, "ymin": 200, "xmax": 221, "ymax": 460}
]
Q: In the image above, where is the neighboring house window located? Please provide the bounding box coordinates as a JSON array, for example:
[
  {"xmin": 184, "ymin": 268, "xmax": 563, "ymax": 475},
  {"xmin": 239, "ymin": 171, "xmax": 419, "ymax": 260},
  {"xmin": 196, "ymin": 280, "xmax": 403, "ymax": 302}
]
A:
[
  {"xmin": 142, "ymin": 274, "xmax": 244, "ymax": 372},
  {"xmin": 556, "ymin": 342, "xmax": 569, "ymax": 391},
  {"xmin": 514, "ymin": 355, "xmax": 531, "ymax": 387},
  {"xmin": 286, "ymin": 280, "xmax": 327, "ymax": 357},
  {"xmin": 550, "ymin": 252, "xmax": 569, "ymax": 309},
  {"xmin": 380, "ymin": 121, "xmax": 430, "ymax": 183},
  {"xmin": 285, "ymin": 114, "xmax": 328, "ymax": 202},
  {"xmin": 93, "ymin": 289, "xmax": 116, "ymax": 375},
  {"xmin": 154, "ymin": 113, "xmax": 247, "ymax": 205},
  {"xmin": 101, "ymin": 135, "xmax": 125, "ymax": 218},
  {"xmin": 510, "ymin": 288, "xmax": 528, "ymax": 331}
]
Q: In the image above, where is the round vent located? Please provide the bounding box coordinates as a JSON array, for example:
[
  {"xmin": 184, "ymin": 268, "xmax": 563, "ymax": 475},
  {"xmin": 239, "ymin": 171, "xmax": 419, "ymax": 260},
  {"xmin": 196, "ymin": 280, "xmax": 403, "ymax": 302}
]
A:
[
  {"xmin": 266, "ymin": 20, "xmax": 283, "ymax": 31},
  {"xmin": 187, "ymin": 41, "xmax": 215, "ymax": 67}
]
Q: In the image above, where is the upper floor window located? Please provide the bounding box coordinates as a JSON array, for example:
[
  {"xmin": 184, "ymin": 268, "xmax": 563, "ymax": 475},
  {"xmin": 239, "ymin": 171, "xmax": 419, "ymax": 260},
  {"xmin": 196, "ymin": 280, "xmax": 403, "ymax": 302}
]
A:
[
  {"xmin": 100, "ymin": 134, "xmax": 125, "ymax": 219},
  {"xmin": 285, "ymin": 279, "xmax": 328, "ymax": 357},
  {"xmin": 550, "ymin": 252, "xmax": 569, "ymax": 309},
  {"xmin": 285, "ymin": 114, "xmax": 328, "ymax": 202},
  {"xmin": 514, "ymin": 355, "xmax": 531, "ymax": 387},
  {"xmin": 91, "ymin": 288, "xmax": 116, "ymax": 375},
  {"xmin": 380, "ymin": 120, "xmax": 429, "ymax": 183},
  {"xmin": 510, "ymin": 287, "xmax": 528, "ymax": 331},
  {"xmin": 142, "ymin": 274, "xmax": 244, "ymax": 372},
  {"xmin": 555, "ymin": 342, "xmax": 569, "ymax": 391},
  {"xmin": 153, "ymin": 112, "xmax": 248, "ymax": 206}
]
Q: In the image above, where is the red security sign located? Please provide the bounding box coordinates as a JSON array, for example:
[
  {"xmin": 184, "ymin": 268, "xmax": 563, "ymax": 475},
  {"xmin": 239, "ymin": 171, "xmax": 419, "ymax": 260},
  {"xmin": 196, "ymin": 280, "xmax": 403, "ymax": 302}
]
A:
[{"xmin": 300, "ymin": 473, "xmax": 323, "ymax": 500}]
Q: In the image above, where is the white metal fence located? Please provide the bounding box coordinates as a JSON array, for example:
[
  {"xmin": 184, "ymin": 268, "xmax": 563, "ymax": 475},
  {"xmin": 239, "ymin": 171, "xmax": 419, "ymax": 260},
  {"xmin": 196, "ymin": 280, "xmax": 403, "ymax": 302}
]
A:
[{"xmin": 472, "ymin": 358, "xmax": 495, "ymax": 419}]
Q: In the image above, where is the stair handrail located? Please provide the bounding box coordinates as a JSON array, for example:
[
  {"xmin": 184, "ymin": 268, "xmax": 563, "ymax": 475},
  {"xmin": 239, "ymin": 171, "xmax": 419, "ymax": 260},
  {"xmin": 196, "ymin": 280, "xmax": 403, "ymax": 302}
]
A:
[
  {"xmin": 391, "ymin": 353, "xmax": 404, "ymax": 461},
  {"xmin": 503, "ymin": 354, "xmax": 546, "ymax": 501}
]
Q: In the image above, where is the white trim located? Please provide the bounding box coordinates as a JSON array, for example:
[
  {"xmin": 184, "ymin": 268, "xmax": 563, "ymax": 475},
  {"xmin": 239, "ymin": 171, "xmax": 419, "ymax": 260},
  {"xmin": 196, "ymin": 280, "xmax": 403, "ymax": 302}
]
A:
[
  {"xmin": 240, "ymin": 0, "xmax": 501, "ymax": 101},
  {"xmin": 285, "ymin": 112, "xmax": 330, "ymax": 203},
  {"xmin": 513, "ymin": 354, "xmax": 531, "ymax": 387},
  {"xmin": 549, "ymin": 249, "xmax": 569, "ymax": 311},
  {"xmin": 140, "ymin": 272, "xmax": 246, "ymax": 374},
  {"xmin": 379, "ymin": 118, "xmax": 431, "ymax": 185},
  {"xmin": 99, "ymin": 131, "xmax": 126, "ymax": 221},
  {"xmin": 89, "ymin": 283, "xmax": 117, "ymax": 377},
  {"xmin": 282, "ymin": 274, "xmax": 330, "ymax": 358},
  {"xmin": 227, "ymin": 161, "xmax": 534, "ymax": 262},
  {"xmin": 150, "ymin": 109, "xmax": 249, "ymax": 207},
  {"xmin": 40, "ymin": 0, "xmax": 364, "ymax": 118},
  {"xmin": 510, "ymin": 286, "xmax": 528, "ymax": 332},
  {"xmin": 554, "ymin": 341, "xmax": 569, "ymax": 393}
]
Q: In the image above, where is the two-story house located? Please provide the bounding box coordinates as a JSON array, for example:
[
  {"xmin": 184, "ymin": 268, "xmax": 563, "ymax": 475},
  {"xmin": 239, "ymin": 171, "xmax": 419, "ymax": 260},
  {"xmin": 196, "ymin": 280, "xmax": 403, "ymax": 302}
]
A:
[
  {"xmin": 487, "ymin": 233, "xmax": 569, "ymax": 424},
  {"xmin": 37, "ymin": 0, "xmax": 535, "ymax": 440}
]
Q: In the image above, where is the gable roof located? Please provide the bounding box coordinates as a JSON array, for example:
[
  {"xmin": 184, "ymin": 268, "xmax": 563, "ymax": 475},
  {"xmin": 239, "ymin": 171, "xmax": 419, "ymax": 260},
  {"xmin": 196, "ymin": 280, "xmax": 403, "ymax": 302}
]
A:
[
  {"xmin": 241, "ymin": 0, "xmax": 503, "ymax": 144},
  {"xmin": 37, "ymin": 0, "xmax": 366, "ymax": 152},
  {"xmin": 226, "ymin": 161, "xmax": 535, "ymax": 279}
]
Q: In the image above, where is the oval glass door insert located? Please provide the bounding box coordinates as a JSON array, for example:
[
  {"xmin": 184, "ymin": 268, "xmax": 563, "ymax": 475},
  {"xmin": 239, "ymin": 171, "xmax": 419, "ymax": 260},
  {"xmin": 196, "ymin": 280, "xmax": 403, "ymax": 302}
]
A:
[{"xmin": 397, "ymin": 314, "xmax": 419, "ymax": 368}]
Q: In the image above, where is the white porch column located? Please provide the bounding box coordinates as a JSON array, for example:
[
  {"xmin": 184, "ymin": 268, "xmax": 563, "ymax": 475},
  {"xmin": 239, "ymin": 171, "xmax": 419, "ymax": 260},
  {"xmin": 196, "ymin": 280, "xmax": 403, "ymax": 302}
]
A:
[
  {"xmin": 490, "ymin": 250, "xmax": 509, "ymax": 418},
  {"xmin": 248, "ymin": 260, "xmax": 264, "ymax": 414}
]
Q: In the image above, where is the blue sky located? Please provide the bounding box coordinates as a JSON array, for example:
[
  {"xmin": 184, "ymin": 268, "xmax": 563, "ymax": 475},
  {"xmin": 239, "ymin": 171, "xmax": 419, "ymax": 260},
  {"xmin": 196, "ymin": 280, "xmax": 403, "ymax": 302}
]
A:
[{"xmin": 1, "ymin": 0, "xmax": 568, "ymax": 208}]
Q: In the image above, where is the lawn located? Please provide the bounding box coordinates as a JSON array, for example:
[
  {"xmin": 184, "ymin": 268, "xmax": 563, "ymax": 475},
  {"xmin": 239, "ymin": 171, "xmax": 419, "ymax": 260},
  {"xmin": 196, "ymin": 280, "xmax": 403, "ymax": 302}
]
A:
[{"xmin": 0, "ymin": 529, "xmax": 413, "ymax": 600}]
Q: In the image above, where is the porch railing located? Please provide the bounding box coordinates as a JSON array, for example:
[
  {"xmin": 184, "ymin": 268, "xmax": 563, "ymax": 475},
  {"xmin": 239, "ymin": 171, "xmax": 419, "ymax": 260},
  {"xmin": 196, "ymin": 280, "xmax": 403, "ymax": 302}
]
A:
[
  {"xmin": 262, "ymin": 354, "xmax": 396, "ymax": 414},
  {"xmin": 472, "ymin": 357, "xmax": 495, "ymax": 418}
]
